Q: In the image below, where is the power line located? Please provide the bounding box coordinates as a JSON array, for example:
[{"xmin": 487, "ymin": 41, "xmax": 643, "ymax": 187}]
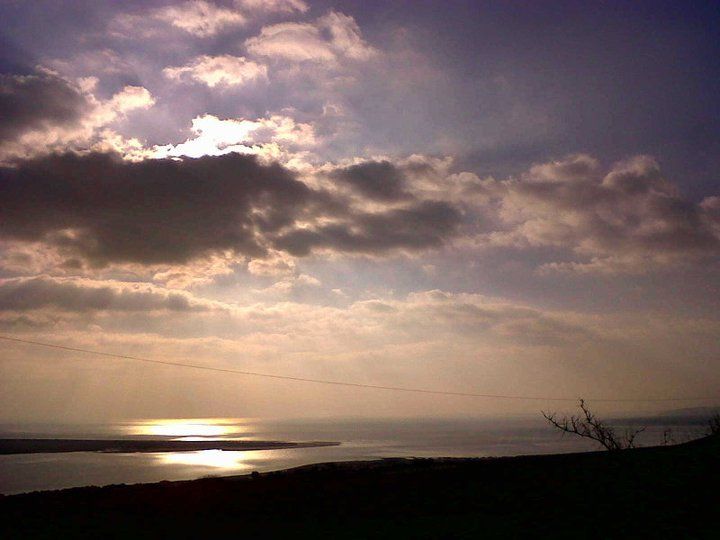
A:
[{"xmin": 0, "ymin": 334, "xmax": 716, "ymax": 403}]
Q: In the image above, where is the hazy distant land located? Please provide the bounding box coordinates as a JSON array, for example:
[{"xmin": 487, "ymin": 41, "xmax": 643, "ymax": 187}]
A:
[{"xmin": 0, "ymin": 438, "xmax": 339, "ymax": 455}]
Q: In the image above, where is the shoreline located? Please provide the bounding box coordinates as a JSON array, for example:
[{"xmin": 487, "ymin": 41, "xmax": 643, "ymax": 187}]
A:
[
  {"xmin": 0, "ymin": 438, "xmax": 340, "ymax": 455},
  {"xmin": 1, "ymin": 435, "xmax": 718, "ymax": 537}
]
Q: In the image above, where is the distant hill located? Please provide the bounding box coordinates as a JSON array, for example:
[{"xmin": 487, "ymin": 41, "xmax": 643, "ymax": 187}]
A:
[
  {"xmin": 659, "ymin": 405, "xmax": 720, "ymax": 418},
  {"xmin": 614, "ymin": 405, "xmax": 720, "ymax": 427}
]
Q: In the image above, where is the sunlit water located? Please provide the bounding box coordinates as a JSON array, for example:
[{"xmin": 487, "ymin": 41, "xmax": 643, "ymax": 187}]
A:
[{"xmin": 0, "ymin": 416, "xmax": 707, "ymax": 495}]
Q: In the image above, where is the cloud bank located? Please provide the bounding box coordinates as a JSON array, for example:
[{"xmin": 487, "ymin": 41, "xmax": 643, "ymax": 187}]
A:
[
  {"xmin": 1, "ymin": 146, "xmax": 717, "ymax": 277},
  {"xmin": 0, "ymin": 152, "xmax": 466, "ymax": 268},
  {"xmin": 466, "ymin": 154, "xmax": 720, "ymax": 273}
]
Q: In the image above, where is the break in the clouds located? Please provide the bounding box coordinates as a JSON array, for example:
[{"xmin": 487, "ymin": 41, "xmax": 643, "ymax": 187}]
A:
[{"xmin": 1, "ymin": 1, "xmax": 719, "ymax": 420}]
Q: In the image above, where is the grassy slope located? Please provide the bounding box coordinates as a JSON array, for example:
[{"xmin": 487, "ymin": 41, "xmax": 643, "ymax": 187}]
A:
[{"xmin": 1, "ymin": 434, "xmax": 718, "ymax": 539}]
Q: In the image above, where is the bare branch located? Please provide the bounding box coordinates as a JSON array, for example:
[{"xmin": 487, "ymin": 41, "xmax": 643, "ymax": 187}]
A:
[
  {"xmin": 708, "ymin": 413, "xmax": 720, "ymax": 436},
  {"xmin": 542, "ymin": 399, "xmax": 645, "ymax": 451}
]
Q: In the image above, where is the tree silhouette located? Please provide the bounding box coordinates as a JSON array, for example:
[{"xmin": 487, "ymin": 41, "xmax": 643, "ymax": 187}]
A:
[
  {"xmin": 708, "ymin": 413, "xmax": 720, "ymax": 436},
  {"xmin": 542, "ymin": 399, "xmax": 645, "ymax": 451}
]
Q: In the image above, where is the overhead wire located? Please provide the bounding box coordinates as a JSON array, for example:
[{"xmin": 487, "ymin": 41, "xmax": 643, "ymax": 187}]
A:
[{"xmin": 0, "ymin": 334, "xmax": 716, "ymax": 403}]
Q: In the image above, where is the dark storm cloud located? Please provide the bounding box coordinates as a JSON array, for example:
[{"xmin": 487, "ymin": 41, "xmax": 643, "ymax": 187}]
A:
[
  {"xmin": 0, "ymin": 152, "xmax": 314, "ymax": 264},
  {"xmin": 274, "ymin": 200, "xmax": 462, "ymax": 256},
  {"xmin": 0, "ymin": 152, "xmax": 464, "ymax": 265},
  {"xmin": 0, "ymin": 72, "xmax": 88, "ymax": 143},
  {"xmin": 330, "ymin": 160, "xmax": 410, "ymax": 201}
]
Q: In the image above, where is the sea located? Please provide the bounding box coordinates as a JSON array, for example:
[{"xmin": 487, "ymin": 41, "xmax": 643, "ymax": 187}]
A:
[{"xmin": 0, "ymin": 415, "xmax": 710, "ymax": 495}]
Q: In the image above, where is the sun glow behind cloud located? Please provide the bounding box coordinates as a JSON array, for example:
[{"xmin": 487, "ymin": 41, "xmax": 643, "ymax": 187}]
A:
[
  {"xmin": 128, "ymin": 418, "xmax": 249, "ymax": 439},
  {"xmin": 0, "ymin": 1, "xmax": 719, "ymax": 422},
  {"xmin": 152, "ymin": 114, "xmax": 317, "ymax": 161}
]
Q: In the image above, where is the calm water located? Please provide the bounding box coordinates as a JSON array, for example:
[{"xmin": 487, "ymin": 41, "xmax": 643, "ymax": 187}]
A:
[{"xmin": 0, "ymin": 416, "xmax": 705, "ymax": 495}]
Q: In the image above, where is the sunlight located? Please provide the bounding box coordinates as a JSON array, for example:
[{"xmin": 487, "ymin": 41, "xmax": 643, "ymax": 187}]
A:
[
  {"xmin": 160, "ymin": 450, "xmax": 251, "ymax": 469},
  {"xmin": 127, "ymin": 418, "xmax": 248, "ymax": 438}
]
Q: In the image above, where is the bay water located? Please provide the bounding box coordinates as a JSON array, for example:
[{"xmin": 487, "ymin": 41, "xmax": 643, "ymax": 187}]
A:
[{"xmin": 0, "ymin": 416, "xmax": 706, "ymax": 495}]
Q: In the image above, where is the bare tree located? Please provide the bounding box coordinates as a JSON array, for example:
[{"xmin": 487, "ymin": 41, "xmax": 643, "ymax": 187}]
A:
[
  {"xmin": 542, "ymin": 399, "xmax": 645, "ymax": 451},
  {"xmin": 662, "ymin": 428, "xmax": 675, "ymax": 446},
  {"xmin": 708, "ymin": 413, "xmax": 720, "ymax": 436}
]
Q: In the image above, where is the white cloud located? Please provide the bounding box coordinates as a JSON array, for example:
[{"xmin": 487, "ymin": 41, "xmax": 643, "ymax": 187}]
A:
[
  {"xmin": 319, "ymin": 11, "xmax": 377, "ymax": 61},
  {"xmin": 235, "ymin": 0, "xmax": 308, "ymax": 15},
  {"xmin": 163, "ymin": 55, "xmax": 268, "ymax": 88},
  {"xmin": 112, "ymin": 0, "xmax": 309, "ymax": 39},
  {"xmin": 94, "ymin": 86, "xmax": 155, "ymax": 123},
  {"xmin": 247, "ymin": 22, "xmax": 336, "ymax": 62},
  {"xmin": 247, "ymin": 251, "xmax": 297, "ymax": 277},
  {"xmin": 259, "ymin": 273, "xmax": 322, "ymax": 296},
  {"xmin": 90, "ymin": 129, "xmax": 156, "ymax": 161},
  {"xmin": 153, "ymin": 0, "xmax": 246, "ymax": 36},
  {"xmin": 245, "ymin": 11, "xmax": 376, "ymax": 64}
]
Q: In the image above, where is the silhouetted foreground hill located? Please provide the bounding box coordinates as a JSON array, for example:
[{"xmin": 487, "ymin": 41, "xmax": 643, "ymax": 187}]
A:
[{"xmin": 1, "ymin": 435, "xmax": 718, "ymax": 539}]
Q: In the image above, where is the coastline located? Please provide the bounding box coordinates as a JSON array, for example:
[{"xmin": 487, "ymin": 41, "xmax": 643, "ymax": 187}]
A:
[
  {"xmin": 2, "ymin": 434, "xmax": 717, "ymax": 538},
  {"xmin": 0, "ymin": 438, "xmax": 339, "ymax": 455}
]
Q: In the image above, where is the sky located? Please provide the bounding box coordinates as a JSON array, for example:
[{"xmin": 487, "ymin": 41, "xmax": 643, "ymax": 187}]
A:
[{"xmin": 0, "ymin": 0, "xmax": 719, "ymax": 422}]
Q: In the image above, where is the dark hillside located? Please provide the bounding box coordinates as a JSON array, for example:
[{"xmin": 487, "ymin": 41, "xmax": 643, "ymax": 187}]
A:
[{"xmin": 1, "ymin": 435, "xmax": 718, "ymax": 539}]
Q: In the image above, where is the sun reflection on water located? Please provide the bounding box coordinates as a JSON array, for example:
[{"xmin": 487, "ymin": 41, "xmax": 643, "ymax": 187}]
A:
[
  {"xmin": 160, "ymin": 450, "xmax": 255, "ymax": 469},
  {"xmin": 121, "ymin": 418, "xmax": 309, "ymax": 473}
]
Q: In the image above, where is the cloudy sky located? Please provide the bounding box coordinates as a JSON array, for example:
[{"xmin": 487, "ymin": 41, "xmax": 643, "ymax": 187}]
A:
[{"xmin": 1, "ymin": 0, "xmax": 719, "ymax": 422}]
